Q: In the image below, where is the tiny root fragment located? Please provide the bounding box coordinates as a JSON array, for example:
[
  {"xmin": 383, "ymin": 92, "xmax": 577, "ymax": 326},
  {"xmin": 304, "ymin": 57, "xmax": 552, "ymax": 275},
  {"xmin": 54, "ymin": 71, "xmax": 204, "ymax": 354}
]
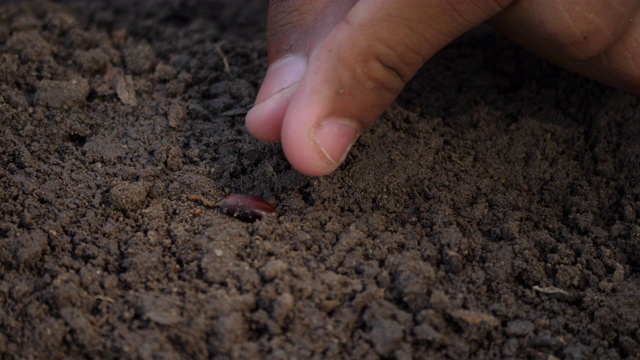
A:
[{"xmin": 187, "ymin": 194, "xmax": 216, "ymax": 208}]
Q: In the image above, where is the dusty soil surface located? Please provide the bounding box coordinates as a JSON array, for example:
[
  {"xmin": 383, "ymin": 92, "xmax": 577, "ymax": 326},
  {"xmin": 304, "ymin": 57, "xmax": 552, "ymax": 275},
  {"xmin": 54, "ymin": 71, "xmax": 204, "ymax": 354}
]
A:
[{"xmin": 1, "ymin": 1, "xmax": 639, "ymax": 359}]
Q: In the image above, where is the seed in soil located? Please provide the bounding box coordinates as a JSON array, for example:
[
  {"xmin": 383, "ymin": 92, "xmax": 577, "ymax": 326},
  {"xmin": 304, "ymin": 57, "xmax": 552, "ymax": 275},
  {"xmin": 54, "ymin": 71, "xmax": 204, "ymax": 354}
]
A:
[{"xmin": 219, "ymin": 194, "xmax": 276, "ymax": 222}]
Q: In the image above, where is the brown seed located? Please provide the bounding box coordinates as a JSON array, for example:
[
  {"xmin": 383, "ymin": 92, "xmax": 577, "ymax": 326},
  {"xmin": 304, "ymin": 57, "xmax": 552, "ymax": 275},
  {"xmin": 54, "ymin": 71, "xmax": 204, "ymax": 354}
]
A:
[{"xmin": 219, "ymin": 193, "xmax": 276, "ymax": 222}]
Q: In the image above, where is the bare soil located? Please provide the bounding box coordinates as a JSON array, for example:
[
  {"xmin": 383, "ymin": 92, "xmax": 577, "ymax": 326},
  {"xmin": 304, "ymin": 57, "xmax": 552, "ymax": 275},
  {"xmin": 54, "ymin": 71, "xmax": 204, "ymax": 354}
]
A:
[{"xmin": 1, "ymin": 1, "xmax": 639, "ymax": 359}]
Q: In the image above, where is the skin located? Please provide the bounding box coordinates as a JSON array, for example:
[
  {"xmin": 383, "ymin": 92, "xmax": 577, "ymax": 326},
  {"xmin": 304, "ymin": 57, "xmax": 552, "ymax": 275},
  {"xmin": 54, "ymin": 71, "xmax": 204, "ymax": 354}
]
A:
[{"xmin": 246, "ymin": 0, "xmax": 640, "ymax": 176}]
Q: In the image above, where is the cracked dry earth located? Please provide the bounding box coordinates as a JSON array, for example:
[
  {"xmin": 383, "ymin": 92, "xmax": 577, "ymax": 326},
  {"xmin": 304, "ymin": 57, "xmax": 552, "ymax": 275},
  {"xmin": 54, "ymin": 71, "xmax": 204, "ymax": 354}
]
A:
[{"xmin": 1, "ymin": 1, "xmax": 639, "ymax": 359}]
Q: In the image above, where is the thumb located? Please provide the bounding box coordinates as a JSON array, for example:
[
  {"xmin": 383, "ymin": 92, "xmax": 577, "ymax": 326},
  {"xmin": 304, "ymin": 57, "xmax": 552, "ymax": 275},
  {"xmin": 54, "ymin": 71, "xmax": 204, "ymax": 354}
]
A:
[{"xmin": 281, "ymin": 0, "xmax": 512, "ymax": 176}]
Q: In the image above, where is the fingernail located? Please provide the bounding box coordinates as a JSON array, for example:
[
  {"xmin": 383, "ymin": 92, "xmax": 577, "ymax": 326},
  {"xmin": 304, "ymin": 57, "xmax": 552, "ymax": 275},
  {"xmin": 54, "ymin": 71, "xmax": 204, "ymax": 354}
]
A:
[
  {"xmin": 313, "ymin": 118, "xmax": 361, "ymax": 164},
  {"xmin": 254, "ymin": 55, "xmax": 307, "ymax": 104}
]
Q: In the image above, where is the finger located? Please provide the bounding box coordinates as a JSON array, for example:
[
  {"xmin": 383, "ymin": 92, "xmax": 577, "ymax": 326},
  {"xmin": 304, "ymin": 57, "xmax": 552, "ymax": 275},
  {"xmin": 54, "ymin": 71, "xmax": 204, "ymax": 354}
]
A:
[
  {"xmin": 601, "ymin": 7, "xmax": 640, "ymax": 94},
  {"xmin": 489, "ymin": 0, "xmax": 640, "ymax": 93},
  {"xmin": 246, "ymin": 0, "xmax": 357, "ymax": 143},
  {"xmin": 265, "ymin": 0, "xmax": 358, "ymax": 62},
  {"xmin": 281, "ymin": 0, "xmax": 513, "ymax": 176}
]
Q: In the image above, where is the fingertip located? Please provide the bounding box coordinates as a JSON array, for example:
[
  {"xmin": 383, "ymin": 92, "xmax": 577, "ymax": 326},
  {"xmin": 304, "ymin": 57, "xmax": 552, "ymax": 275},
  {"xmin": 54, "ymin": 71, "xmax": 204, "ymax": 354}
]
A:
[
  {"xmin": 280, "ymin": 110, "xmax": 363, "ymax": 176},
  {"xmin": 246, "ymin": 55, "xmax": 307, "ymax": 143},
  {"xmin": 282, "ymin": 134, "xmax": 340, "ymax": 176},
  {"xmin": 312, "ymin": 117, "xmax": 361, "ymax": 165},
  {"xmin": 255, "ymin": 55, "xmax": 307, "ymax": 103},
  {"xmin": 245, "ymin": 85, "xmax": 294, "ymax": 143}
]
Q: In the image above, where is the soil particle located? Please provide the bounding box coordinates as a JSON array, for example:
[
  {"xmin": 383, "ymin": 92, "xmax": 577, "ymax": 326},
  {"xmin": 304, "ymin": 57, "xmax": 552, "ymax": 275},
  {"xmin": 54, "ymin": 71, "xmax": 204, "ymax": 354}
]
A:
[
  {"xmin": 527, "ymin": 334, "xmax": 566, "ymax": 351},
  {"xmin": 369, "ymin": 318, "xmax": 406, "ymax": 356},
  {"xmin": 505, "ymin": 319, "xmax": 535, "ymax": 337},
  {"xmin": 109, "ymin": 181, "xmax": 149, "ymax": 211},
  {"xmin": 13, "ymin": 229, "xmax": 48, "ymax": 268},
  {"xmin": 363, "ymin": 300, "xmax": 411, "ymax": 356},
  {"xmin": 59, "ymin": 307, "xmax": 102, "ymax": 355},
  {"xmin": 389, "ymin": 253, "xmax": 436, "ymax": 311},
  {"xmin": 167, "ymin": 102, "xmax": 185, "ymax": 128},
  {"xmin": 74, "ymin": 48, "xmax": 112, "ymax": 75},
  {"xmin": 210, "ymin": 312, "xmax": 249, "ymax": 354},
  {"xmin": 6, "ymin": 30, "xmax": 53, "ymax": 60},
  {"xmin": 272, "ymin": 292, "xmax": 294, "ymax": 325},
  {"xmin": 103, "ymin": 64, "xmax": 137, "ymax": 105},
  {"xmin": 563, "ymin": 342, "xmax": 590, "ymax": 360},
  {"xmin": 123, "ymin": 41, "xmax": 156, "ymax": 74},
  {"xmin": 139, "ymin": 294, "xmax": 183, "ymax": 326},
  {"xmin": 34, "ymin": 78, "xmax": 90, "ymax": 109},
  {"xmin": 260, "ymin": 259, "xmax": 288, "ymax": 281}
]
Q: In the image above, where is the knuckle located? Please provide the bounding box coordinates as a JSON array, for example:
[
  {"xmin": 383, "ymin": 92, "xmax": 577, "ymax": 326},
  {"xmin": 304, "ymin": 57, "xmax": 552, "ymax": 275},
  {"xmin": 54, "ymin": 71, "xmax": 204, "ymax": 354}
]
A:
[
  {"xmin": 267, "ymin": 1, "xmax": 309, "ymax": 41},
  {"xmin": 267, "ymin": 1, "xmax": 331, "ymax": 45},
  {"xmin": 446, "ymin": 0, "xmax": 514, "ymax": 25},
  {"xmin": 352, "ymin": 41, "xmax": 422, "ymax": 98},
  {"xmin": 366, "ymin": 45, "xmax": 414, "ymax": 95},
  {"xmin": 340, "ymin": 17, "xmax": 425, "ymax": 97}
]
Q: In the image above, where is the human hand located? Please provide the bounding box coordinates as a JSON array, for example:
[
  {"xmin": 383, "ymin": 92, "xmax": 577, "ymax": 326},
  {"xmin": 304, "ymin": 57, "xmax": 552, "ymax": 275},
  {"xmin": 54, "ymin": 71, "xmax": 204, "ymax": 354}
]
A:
[{"xmin": 246, "ymin": 0, "xmax": 640, "ymax": 176}]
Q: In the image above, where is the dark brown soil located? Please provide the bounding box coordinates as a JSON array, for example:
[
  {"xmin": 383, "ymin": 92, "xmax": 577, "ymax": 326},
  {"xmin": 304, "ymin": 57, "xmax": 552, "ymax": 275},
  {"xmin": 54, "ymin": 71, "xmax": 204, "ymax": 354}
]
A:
[{"xmin": 1, "ymin": 1, "xmax": 639, "ymax": 359}]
